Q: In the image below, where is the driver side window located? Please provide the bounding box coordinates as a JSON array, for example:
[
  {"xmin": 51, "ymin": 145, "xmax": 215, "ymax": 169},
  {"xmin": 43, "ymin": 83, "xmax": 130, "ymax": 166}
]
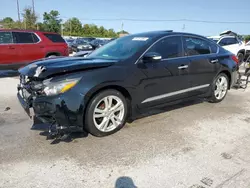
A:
[{"xmin": 147, "ymin": 36, "xmax": 183, "ymax": 59}]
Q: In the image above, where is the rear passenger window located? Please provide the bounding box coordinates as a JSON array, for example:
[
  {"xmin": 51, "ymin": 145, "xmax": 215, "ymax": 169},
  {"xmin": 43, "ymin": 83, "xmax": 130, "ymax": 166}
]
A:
[
  {"xmin": 184, "ymin": 37, "xmax": 211, "ymax": 56},
  {"xmin": 13, "ymin": 32, "xmax": 36, "ymax": 43},
  {"xmin": 0, "ymin": 32, "xmax": 13, "ymax": 44},
  {"xmin": 44, "ymin": 33, "xmax": 65, "ymax": 43},
  {"xmin": 148, "ymin": 36, "xmax": 183, "ymax": 59}
]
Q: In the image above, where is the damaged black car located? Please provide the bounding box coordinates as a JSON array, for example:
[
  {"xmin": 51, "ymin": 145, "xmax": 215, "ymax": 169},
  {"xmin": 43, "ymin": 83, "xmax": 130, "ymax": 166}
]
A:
[{"xmin": 17, "ymin": 30, "xmax": 238, "ymax": 137}]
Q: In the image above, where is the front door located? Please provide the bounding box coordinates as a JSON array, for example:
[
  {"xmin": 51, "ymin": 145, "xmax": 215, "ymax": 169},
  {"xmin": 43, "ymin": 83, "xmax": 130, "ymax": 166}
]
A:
[{"xmin": 138, "ymin": 36, "xmax": 191, "ymax": 108}]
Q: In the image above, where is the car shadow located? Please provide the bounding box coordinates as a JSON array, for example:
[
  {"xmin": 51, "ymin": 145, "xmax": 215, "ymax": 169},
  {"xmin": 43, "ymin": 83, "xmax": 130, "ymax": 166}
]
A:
[
  {"xmin": 31, "ymin": 98, "xmax": 204, "ymax": 144},
  {"xmin": 115, "ymin": 176, "xmax": 137, "ymax": 188},
  {"xmin": 31, "ymin": 116, "xmax": 89, "ymax": 145},
  {"xmin": 133, "ymin": 98, "xmax": 204, "ymax": 121},
  {"xmin": 0, "ymin": 70, "xmax": 19, "ymax": 78}
]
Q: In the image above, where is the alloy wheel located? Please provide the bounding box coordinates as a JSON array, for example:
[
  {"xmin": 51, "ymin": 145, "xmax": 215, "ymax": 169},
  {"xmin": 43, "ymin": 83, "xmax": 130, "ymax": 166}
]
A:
[
  {"xmin": 214, "ymin": 75, "xmax": 228, "ymax": 100},
  {"xmin": 93, "ymin": 95, "xmax": 125, "ymax": 132}
]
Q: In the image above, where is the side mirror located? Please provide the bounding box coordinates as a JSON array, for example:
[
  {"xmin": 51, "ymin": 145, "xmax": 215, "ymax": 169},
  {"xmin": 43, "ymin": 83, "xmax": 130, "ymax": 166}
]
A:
[{"xmin": 142, "ymin": 52, "xmax": 162, "ymax": 63}]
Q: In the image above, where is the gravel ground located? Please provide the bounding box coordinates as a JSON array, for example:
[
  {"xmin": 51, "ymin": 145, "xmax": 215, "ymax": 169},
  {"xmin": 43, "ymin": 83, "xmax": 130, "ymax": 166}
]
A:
[{"xmin": 0, "ymin": 77, "xmax": 250, "ymax": 188}]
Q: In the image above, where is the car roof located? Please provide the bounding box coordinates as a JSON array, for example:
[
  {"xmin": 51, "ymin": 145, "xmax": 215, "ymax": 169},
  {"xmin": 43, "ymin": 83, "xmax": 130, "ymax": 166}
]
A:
[
  {"xmin": 0, "ymin": 29, "xmax": 58, "ymax": 35},
  {"xmin": 128, "ymin": 30, "xmax": 208, "ymax": 39}
]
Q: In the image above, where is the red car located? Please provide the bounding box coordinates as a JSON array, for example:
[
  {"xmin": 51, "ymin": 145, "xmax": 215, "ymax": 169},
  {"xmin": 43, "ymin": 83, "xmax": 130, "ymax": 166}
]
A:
[{"xmin": 0, "ymin": 29, "xmax": 69, "ymax": 69}]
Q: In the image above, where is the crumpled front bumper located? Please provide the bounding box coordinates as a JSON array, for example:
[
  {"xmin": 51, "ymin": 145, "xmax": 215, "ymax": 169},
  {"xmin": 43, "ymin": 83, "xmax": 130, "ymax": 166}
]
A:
[{"xmin": 17, "ymin": 85, "xmax": 86, "ymax": 130}]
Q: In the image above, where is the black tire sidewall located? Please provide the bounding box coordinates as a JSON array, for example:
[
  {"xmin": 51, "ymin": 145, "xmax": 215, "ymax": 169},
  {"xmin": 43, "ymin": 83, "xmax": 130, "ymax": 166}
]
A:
[
  {"xmin": 237, "ymin": 53, "xmax": 244, "ymax": 65},
  {"xmin": 209, "ymin": 73, "xmax": 229, "ymax": 103},
  {"xmin": 85, "ymin": 89, "xmax": 128, "ymax": 137}
]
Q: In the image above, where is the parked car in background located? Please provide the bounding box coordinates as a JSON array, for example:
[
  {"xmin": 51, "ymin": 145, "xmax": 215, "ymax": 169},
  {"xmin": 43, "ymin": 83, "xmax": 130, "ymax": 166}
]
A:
[
  {"xmin": 65, "ymin": 38, "xmax": 74, "ymax": 54},
  {"xmin": 90, "ymin": 39, "xmax": 110, "ymax": 50},
  {"xmin": 71, "ymin": 38, "xmax": 93, "ymax": 52},
  {"xmin": 0, "ymin": 29, "xmax": 68, "ymax": 69},
  {"xmin": 81, "ymin": 37, "xmax": 96, "ymax": 43},
  {"xmin": 208, "ymin": 31, "xmax": 245, "ymax": 63},
  {"xmin": 17, "ymin": 30, "xmax": 239, "ymax": 137},
  {"xmin": 244, "ymin": 41, "xmax": 250, "ymax": 62}
]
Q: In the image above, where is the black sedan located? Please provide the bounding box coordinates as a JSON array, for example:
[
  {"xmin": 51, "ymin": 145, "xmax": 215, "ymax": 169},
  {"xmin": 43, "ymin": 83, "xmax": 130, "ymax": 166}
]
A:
[{"xmin": 17, "ymin": 30, "xmax": 239, "ymax": 137}]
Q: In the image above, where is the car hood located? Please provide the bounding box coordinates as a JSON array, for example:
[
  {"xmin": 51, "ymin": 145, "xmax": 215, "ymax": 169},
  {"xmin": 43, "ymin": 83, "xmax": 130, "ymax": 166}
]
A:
[{"xmin": 19, "ymin": 57, "xmax": 118, "ymax": 79}]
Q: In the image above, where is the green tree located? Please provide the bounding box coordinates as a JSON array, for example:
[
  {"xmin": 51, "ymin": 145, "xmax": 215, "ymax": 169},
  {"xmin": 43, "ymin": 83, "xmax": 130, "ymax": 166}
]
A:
[
  {"xmin": 88, "ymin": 24, "xmax": 99, "ymax": 36},
  {"xmin": 244, "ymin": 35, "xmax": 250, "ymax": 43},
  {"xmin": 64, "ymin": 18, "xmax": 82, "ymax": 36},
  {"xmin": 98, "ymin": 26, "xmax": 106, "ymax": 37},
  {"xmin": 43, "ymin": 10, "xmax": 62, "ymax": 33},
  {"xmin": 37, "ymin": 22, "xmax": 45, "ymax": 31},
  {"xmin": 107, "ymin": 29, "xmax": 117, "ymax": 38},
  {"xmin": 82, "ymin": 24, "xmax": 91, "ymax": 36},
  {"xmin": 22, "ymin": 7, "xmax": 37, "ymax": 29},
  {"xmin": 0, "ymin": 17, "xmax": 16, "ymax": 29}
]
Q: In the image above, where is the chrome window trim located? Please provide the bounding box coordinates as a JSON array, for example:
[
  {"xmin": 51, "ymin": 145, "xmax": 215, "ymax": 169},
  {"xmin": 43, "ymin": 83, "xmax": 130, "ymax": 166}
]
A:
[
  {"xmin": 141, "ymin": 84, "xmax": 210, "ymax": 103},
  {"xmin": 135, "ymin": 34, "xmax": 219, "ymax": 64},
  {"xmin": 12, "ymin": 31, "xmax": 41, "ymax": 45}
]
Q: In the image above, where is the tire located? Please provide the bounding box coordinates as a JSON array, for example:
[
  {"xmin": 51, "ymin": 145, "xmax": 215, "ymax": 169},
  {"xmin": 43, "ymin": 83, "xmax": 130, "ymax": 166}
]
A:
[
  {"xmin": 47, "ymin": 55, "xmax": 57, "ymax": 58},
  {"xmin": 237, "ymin": 53, "xmax": 244, "ymax": 65},
  {"xmin": 208, "ymin": 73, "xmax": 229, "ymax": 103},
  {"xmin": 85, "ymin": 89, "xmax": 128, "ymax": 137}
]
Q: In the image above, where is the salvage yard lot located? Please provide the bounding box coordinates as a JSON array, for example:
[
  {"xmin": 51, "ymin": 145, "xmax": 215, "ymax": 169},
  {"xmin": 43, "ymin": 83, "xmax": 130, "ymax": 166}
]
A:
[{"xmin": 1, "ymin": 77, "xmax": 250, "ymax": 188}]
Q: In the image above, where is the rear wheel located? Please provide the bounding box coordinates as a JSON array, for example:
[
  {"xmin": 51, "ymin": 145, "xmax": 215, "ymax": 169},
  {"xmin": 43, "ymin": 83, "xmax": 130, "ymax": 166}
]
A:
[
  {"xmin": 208, "ymin": 73, "xmax": 229, "ymax": 103},
  {"xmin": 85, "ymin": 89, "xmax": 128, "ymax": 137},
  {"xmin": 237, "ymin": 53, "xmax": 244, "ymax": 65}
]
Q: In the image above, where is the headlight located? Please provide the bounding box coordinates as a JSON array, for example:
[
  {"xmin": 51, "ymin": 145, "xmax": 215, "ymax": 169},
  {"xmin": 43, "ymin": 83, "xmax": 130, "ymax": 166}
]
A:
[{"xmin": 43, "ymin": 78, "xmax": 81, "ymax": 96}]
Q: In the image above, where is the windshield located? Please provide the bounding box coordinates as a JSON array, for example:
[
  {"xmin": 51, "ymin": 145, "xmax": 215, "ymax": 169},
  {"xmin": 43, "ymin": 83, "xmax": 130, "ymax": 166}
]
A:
[
  {"xmin": 88, "ymin": 35, "xmax": 153, "ymax": 60},
  {"xmin": 246, "ymin": 41, "xmax": 250, "ymax": 45}
]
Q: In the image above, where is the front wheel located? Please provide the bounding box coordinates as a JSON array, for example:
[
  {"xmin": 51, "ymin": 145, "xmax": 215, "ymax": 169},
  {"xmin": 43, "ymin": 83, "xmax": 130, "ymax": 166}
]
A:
[
  {"xmin": 208, "ymin": 73, "xmax": 229, "ymax": 103},
  {"xmin": 85, "ymin": 89, "xmax": 128, "ymax": 137}
]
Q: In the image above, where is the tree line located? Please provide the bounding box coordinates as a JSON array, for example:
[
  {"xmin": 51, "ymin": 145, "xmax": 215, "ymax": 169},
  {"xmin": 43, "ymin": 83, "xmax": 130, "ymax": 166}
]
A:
[{"xmin": 0, "ymin": 7, "xmax": 129, "ymax": 38}]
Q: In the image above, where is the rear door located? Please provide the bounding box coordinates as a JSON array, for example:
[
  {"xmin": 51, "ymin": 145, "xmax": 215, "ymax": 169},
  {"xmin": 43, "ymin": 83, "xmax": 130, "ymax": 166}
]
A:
[
  {"xmin": 183, "ymin": 36, "xmax": 221, "ymax": 96},
  {"xmin": 138, "ymin": 35, "xmax": 191, "ymax": 108},
  {"xmin": 13, "ymin": 32, "xmax": 44, "ymax": 64},
  {"xmin": 0, "ymin": 31, "xmax": 19, "ymax": 66}
]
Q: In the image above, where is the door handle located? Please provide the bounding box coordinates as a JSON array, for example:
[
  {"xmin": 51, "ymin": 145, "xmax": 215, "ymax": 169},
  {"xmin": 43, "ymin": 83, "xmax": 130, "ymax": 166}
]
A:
[
  {"xmin": 178, "ymin": 65, "xmax": 189, "ymax": 69},
  {"xmin": 40, "ymin": 46, "xmax": 45, "ymax": 48},
  {"xmin": 210, "ymin": 59, "xmax": 218, "ymax": 64},
  {"xmin": 8, "ymin": 46, "xmax": 15, "ymax": 49}
]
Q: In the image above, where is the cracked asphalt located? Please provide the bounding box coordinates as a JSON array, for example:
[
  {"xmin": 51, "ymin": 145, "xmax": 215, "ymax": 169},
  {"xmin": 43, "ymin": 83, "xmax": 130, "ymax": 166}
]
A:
[{"xmin": 0, "ymin": 77, "xmax": 250, "ymax": 188}]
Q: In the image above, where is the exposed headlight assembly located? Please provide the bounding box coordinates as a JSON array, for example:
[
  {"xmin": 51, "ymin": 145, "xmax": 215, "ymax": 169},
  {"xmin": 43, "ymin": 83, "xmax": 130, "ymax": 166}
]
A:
[{"xmin": 43, "ymin": 77, "xmax": 81, "ymax": 96}]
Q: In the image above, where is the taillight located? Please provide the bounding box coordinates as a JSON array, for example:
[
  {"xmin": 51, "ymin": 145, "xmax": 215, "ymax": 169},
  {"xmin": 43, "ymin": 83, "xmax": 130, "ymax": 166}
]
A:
[{"xmin": 231, "ymin": 55, "xmax": 239, "ymax": 64}]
